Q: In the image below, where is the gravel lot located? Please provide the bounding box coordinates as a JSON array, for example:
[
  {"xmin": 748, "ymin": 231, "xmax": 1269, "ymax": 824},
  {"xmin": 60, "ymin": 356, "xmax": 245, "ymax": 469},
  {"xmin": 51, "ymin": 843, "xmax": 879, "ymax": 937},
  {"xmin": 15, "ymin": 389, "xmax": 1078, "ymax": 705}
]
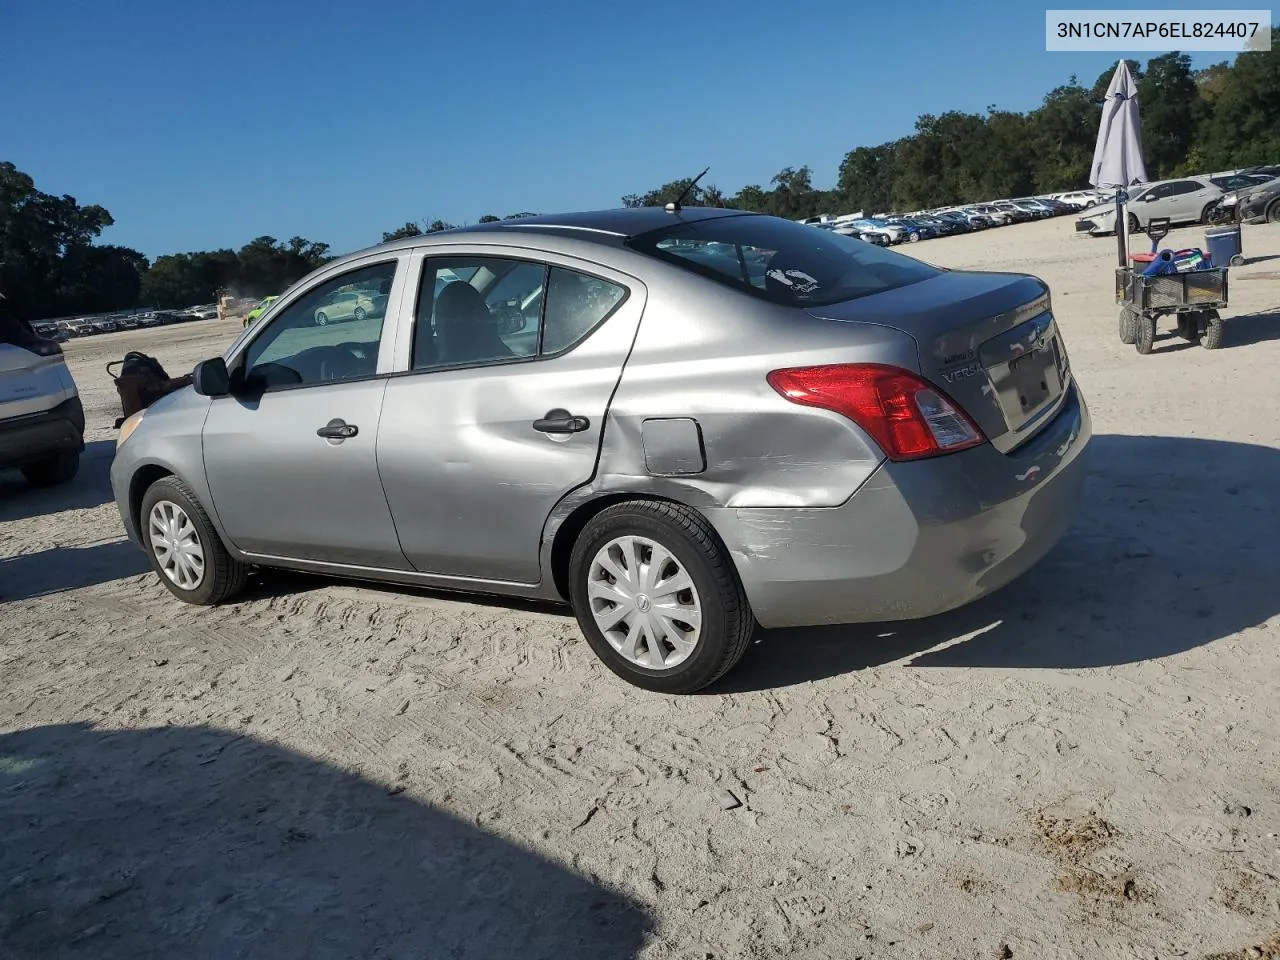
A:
[{"xmin": 3, "ymin": 218, "xmax": 1279, "ymax": 960}]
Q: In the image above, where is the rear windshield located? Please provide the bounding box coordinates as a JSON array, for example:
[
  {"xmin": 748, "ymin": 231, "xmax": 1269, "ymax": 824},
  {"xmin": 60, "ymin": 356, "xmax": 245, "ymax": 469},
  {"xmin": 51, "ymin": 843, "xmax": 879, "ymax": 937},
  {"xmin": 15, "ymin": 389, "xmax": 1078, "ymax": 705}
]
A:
[{"xmin": 625, "ymin": 214, "xmax": 940, "ymax": 307}]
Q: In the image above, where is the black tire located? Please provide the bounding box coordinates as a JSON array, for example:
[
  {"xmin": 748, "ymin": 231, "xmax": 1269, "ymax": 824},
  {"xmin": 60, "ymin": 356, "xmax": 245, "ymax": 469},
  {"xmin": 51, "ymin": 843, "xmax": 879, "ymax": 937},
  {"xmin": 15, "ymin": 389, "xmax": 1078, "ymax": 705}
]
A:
[
  {"xmin": 1176, "ymin": 312, "xmax": 1201, "ymax": 343},
  {"xmin": 568, "ymin": 500, "xmax": 756, "ymax": 694},
  {"xmin": 1128, "ymin": 213, "xmax": 1142, "ymax": 234},
  {"xmin": 21, "ymin": 450, "xmax": 80, "ymax": 487},
  {"xmin": 1200, "ymin": 203, "xmax": 1216, "ymax": 225},
  {"xmin": 1229, "ymin": 254, "xmax": 1245, "ymax": 267},
  {"xmin": 1118, "ymin": 306, "xmax": 1138, "ymax": 344},
  {"xmin": 353, "ymin": 306, "xmax": 366, "ymax": 322},
  {"xmin": 1200, "ymin": 309, "xmax": 1224, "ymax": 350},
  {"xmin": 1134, "ymin": 312, "xmax": 1156, "ymax": 355},
  {"xmin": 315, "ymin": 311, "xmax": 328, "ymax": 326},
  {"xmin": 139, "ymin": 475, "xmax": 248, "ymax": 605},
  {"xmin": 1267, "ymin": 200, "xmax": 1280, "ymax": 224}
]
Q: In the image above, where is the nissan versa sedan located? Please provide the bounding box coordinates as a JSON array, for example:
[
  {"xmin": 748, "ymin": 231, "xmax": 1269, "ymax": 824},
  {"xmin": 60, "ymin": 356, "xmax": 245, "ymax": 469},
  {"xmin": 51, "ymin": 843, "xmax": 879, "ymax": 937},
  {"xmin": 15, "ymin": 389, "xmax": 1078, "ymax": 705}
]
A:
[{"xmin": 111, "ymin": 207, "xmax": 1092, "ymax": 693}]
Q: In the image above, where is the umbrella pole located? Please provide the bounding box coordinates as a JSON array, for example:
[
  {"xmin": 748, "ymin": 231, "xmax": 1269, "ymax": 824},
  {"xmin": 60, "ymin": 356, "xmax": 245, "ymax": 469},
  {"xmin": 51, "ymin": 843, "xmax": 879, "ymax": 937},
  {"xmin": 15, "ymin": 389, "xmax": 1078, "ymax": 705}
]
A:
[{"xmin": 1115, "ymin": 193, "xmax": 1127, "ymax": 267}]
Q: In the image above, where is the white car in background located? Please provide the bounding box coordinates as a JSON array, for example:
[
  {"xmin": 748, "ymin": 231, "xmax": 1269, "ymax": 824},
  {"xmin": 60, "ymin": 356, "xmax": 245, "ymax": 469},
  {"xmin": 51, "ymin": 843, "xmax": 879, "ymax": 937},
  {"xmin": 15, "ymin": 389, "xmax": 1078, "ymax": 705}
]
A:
[
  {"xmin": 0, "ymin": 293, "xmax": 85, "ymax": 487},
  {"xmin": 1075, "ymin": 177, "xmax": 1225, "ymax": 236}
]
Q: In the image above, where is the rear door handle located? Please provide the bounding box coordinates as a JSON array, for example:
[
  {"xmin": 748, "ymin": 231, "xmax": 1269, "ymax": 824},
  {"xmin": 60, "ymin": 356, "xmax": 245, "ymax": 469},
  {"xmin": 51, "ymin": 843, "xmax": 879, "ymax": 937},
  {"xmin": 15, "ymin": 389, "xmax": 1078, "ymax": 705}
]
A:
[
  {"xmin": 532, "ymin": 408, "xmax": 590, "ymax": 434},
  {"xmin": 317, "ymin": 419, "xmax": 358, "ymax": 440}
]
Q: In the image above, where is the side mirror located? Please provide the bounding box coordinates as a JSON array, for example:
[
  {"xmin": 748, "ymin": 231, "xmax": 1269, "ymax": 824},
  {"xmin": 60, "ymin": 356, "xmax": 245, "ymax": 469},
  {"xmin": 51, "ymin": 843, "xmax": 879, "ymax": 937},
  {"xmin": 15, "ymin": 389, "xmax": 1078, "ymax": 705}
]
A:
[{"xmin": 193, "ymin": 357, "xmax": 231, "ymax": 397}]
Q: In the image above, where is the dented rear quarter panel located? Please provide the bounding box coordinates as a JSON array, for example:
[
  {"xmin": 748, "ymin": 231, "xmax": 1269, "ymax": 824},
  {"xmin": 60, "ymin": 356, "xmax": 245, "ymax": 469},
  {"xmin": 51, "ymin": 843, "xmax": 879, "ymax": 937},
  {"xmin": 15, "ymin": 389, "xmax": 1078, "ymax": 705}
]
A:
[{"xmin": 592, "ymin": 263, "xmax": 921, "ymax": 510}]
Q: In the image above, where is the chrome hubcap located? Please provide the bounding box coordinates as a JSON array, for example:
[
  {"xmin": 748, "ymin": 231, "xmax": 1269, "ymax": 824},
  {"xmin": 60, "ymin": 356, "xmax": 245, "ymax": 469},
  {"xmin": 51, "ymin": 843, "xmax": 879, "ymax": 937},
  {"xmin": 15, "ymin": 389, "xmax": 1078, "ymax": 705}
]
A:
[
  {"xmin": 587, "ymin": 536, "xmax": 702, "ymax": 670},
  {"xmin": 148, "ymin": 500, "xmax": 206, "ymax": 590}
]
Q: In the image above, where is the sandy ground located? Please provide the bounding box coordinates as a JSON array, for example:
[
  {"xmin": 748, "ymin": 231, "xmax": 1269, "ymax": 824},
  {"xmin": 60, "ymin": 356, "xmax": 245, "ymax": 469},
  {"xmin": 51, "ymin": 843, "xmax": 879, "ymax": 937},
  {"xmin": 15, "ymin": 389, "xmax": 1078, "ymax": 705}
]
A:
[{"xmin": 3, "ymin": 218, "xmax": 1280, "ymax": 960}]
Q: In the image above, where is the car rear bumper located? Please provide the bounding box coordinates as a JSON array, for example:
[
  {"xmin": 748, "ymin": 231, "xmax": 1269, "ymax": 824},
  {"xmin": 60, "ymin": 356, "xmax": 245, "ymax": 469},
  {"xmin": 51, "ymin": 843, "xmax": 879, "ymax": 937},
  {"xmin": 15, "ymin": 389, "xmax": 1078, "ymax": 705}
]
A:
[
  {"xmin": 0, "ymin": 396, "xmax": 85, "ymax": 470},
  {"xmin": 707, "ymin": 382, "xmax": 1091, "ymax": 629}
]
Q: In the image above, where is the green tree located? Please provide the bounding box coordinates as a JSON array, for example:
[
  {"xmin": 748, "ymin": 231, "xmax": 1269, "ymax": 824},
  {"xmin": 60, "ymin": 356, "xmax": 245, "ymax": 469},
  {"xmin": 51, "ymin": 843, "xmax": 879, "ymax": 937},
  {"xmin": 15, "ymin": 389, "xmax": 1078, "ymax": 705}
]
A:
[
  {"xmin": 0, "ymin": 161, "xmax": 145, "ymax": 317},
  {"xmin": 1192, "ymin": 29, "xmax": 1280, "ymax": 168},
  {"xmin": 382, "ymin": 221, "xmax": 423, "ymax": 241},
  {"xmin": 1138, "ymin": 53, "xmax": 1203, "ymax": 177},
  {"xmin": 478, "ymin": 214, "xmax": 501, "ymax": 223},
  {"xmin": 1027, "ymin": 82, "xmax": 1096, "ymax": 192}
]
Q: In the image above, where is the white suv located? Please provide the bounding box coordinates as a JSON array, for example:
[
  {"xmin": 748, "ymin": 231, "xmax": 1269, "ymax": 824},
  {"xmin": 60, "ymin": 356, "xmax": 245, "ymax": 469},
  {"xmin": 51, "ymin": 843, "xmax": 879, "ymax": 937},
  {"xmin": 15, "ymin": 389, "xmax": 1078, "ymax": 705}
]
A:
[{"xmin": 0, "ymin": 293, "xmax": 85, "ymax": 487}]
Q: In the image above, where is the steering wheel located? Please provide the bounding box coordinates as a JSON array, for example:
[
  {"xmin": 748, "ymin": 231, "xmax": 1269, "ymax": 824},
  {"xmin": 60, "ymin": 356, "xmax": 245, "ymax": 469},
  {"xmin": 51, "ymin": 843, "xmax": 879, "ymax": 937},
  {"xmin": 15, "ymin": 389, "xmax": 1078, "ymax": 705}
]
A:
[{"xmin": 317, "ymin": 343, "xmax": 367, "ymax": 381}]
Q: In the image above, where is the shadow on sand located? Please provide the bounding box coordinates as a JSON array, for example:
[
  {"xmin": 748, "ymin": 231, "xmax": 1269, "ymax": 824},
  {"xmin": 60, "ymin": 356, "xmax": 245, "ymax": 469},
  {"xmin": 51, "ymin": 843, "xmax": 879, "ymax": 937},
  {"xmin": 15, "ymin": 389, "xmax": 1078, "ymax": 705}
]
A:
[{"xmin": 0, "ymin": 723, "xmax": 653, "ymax": 960}]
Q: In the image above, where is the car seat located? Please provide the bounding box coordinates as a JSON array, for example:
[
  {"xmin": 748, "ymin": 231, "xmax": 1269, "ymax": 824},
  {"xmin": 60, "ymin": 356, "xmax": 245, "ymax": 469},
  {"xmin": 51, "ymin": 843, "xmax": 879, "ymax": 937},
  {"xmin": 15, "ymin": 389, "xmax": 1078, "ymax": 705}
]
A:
[{"xmin": 434, "ymin": 281, "xmax": 513, "ymax": 366}]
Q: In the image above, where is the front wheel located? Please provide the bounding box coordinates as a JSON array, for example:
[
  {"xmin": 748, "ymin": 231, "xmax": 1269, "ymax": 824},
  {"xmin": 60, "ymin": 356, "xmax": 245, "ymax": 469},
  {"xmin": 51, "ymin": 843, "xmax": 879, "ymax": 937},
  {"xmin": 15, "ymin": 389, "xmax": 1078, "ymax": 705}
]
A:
[
  {"xmin": 140, "ymin": 476, "xmax": 248, "ymax": 605},
  {"xmin": 1200, "ymin": 309, "xmax": 1224, "ymax": 350},
  {"xmin": 1268, "ymin": 200, "xmax": 1280, "ymax": 224},
  {"xmin": 353, "ymin": 306, "xmax": 366, "ymax": 322},
  {"xmin": 1176, "ymin": 312, "xmax": 1202, "ymax": 343},
  {"xmin": 22, "ymin": 450, "xmax": 80, "ymax": 487},
  {"xmin": 1118, "ymin": 305, "xmax": 1138, "ymax": 344},
  {"xmin": 568, "ymin": 501, "xmax": 756, "ymax": 694},
  {"xmin": 1134, "ymin": 312, "xmax": 1156, "ymax": 354},
  {"xmin": 1127, "ymin": 212, "xmax": 1142, "ymax": 234}
]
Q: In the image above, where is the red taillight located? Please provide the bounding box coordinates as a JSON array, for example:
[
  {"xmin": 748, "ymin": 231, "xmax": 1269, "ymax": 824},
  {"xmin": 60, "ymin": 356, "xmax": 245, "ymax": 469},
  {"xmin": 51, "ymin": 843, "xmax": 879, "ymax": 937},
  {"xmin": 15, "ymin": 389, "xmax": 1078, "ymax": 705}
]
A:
[{"xmin": 766, "ymin": 363, "xmax": 986, "ymax": 461}]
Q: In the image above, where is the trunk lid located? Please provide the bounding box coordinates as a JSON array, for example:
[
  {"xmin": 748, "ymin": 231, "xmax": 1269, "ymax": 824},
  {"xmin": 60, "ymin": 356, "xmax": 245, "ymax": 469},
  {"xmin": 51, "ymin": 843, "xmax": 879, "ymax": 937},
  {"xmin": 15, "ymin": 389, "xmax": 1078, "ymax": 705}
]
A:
[{"xmin": 805, "ymin": 269, "xmax": 1071, "ymax": 453}]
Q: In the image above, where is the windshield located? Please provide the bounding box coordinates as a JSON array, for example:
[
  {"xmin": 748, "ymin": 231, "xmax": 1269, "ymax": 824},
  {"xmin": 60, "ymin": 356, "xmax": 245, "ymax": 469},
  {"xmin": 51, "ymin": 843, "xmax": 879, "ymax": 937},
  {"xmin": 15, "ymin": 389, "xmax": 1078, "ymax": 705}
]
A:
[{"xmin": 626, "ymin": 214, "xmax": 940, "ymax": 307}]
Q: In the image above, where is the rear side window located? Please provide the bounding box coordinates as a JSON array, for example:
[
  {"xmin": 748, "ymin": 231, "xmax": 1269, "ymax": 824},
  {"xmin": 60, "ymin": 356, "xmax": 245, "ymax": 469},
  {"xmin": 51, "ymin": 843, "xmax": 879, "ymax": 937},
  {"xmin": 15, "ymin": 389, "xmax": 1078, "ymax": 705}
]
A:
[
  {"xmin": 626, "ymin": 215, "xmax": 940, "ymax": 306},
  {"xmin": 542, "ymin": 268, "xmax": 626, "ymax": 355}
]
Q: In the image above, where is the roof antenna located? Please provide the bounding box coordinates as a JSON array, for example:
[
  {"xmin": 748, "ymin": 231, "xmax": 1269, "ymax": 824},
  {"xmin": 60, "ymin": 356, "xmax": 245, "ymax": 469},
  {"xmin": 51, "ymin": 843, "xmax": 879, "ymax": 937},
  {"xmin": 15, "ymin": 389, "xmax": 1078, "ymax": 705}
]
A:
[{"xmin": 665, "ymin": 166, "xmax": 710, "ymax": 213}]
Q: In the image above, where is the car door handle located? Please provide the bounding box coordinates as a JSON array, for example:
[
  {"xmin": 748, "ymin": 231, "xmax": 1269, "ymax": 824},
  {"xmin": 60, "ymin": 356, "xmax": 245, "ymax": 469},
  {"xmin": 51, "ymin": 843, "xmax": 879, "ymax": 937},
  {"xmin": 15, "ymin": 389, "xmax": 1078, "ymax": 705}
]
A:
[
  {"xmin": 317, "ymin": 419, "xmax": 358, "ymax": 439},
  {"xmin": 532, "ymin": 409, "xmax": 590, "ymax": 434}
]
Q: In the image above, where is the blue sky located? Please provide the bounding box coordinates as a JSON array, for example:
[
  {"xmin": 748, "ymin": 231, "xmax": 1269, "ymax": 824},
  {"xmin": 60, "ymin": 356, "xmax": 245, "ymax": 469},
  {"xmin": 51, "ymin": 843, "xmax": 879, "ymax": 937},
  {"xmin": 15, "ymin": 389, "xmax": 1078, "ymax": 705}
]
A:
[{"xmin": 0, "ymin": 0, "xmax": 1240, "ymax": 259}]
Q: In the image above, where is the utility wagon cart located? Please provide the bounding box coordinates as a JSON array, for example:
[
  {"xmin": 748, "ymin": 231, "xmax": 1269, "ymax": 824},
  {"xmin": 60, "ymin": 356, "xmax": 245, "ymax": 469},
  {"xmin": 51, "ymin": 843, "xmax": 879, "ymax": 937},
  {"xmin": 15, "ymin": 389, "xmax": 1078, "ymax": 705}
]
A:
[
  {"xmin": 1115, "ymin": 217, "xmax": 1229, "ymax": 355},
  {"xmin": 1116, "ymin": 264, "xmax": 1229, "ymax": 354}
]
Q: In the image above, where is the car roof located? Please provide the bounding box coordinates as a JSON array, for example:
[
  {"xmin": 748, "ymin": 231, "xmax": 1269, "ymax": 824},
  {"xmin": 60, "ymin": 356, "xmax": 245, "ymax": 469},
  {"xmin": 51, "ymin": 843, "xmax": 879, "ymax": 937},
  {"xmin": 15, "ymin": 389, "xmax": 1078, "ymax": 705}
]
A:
[{"xmin": 370, "ymin": 206, "xmax": 750, "ymax": 256}]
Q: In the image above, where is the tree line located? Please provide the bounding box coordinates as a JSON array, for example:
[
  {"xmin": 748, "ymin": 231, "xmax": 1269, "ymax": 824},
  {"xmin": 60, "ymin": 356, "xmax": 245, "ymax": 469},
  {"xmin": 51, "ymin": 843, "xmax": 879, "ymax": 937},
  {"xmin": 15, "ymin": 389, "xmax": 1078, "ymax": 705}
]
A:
[{"xmin": 3, "ymin": 37, "xmax": 1276, "ymax": 320}]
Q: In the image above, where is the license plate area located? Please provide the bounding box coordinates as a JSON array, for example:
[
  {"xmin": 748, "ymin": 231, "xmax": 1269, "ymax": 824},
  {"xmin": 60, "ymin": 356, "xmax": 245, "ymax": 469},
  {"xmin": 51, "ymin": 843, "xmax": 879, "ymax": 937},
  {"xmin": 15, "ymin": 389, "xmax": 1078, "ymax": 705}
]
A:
[{"xmin": 980, "ymin": 312, "xmax": 1067, "ymax": 429}]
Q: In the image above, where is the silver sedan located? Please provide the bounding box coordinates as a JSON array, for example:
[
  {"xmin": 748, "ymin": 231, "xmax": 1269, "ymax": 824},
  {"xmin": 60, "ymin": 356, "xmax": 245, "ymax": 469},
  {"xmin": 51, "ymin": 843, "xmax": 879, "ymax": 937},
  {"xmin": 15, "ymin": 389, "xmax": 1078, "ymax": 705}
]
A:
[{"xmin": 111, "ymin": 207, "xmax": 1091, "ymax": 693}]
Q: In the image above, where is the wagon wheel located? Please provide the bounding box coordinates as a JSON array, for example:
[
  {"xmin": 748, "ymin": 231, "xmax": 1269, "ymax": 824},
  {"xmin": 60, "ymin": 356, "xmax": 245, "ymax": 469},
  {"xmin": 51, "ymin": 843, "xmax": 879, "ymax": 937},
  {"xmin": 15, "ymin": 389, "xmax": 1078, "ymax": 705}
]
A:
[
  {"xmin": 1133, "ymin": 311, "xmax": 1157, "ymax": 355},
  {"xmin": 1176, "ymin": 311, "xmax": 1202, "ymax": 343},
  {"xmin": 1118, "ymin": 305, "xmax": 1138, "ymax": 344},
  {"xmin": 1200, "ymin": 309, "xmax": 1224, "ymax": 350}
]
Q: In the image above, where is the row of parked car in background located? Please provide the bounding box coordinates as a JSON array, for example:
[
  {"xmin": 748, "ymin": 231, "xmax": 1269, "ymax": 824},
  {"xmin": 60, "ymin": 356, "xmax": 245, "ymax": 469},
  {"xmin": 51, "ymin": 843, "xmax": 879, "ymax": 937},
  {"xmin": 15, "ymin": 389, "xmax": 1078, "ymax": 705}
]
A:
[
  {"xmin": 797, "ymin": 188, "xmax": 1108, "ymax": 245},
  {"xmin": 1073, "ymin": 165, "xmax": 1280, "ymax": 236},
  {"xmin": 799, "ymin": 165, "xmax": 1280, "ymax": 246},
  {"xmin": 32, "ymin": 304, "xmax": 221, "ymax": 341}
]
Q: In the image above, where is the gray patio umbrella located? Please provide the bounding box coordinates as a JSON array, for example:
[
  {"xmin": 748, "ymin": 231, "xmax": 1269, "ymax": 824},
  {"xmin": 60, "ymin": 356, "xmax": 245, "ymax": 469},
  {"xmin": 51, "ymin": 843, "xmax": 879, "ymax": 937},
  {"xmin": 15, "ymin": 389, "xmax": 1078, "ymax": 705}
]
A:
[{"xmin": 1090, "ymin": 60, "xmax": 1148, "ymax": 267}]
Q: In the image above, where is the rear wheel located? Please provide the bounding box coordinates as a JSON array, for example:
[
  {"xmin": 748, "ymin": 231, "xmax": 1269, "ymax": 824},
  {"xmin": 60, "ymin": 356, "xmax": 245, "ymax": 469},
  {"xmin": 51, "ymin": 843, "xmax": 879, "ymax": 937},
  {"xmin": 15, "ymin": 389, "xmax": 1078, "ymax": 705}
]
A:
[
  {"xmin": 353, "ymin": 306, "xmax": 366, "ymax": 322},
  {"xmin": 1127, "ymin": 213, "xmax": 1141, "ymax": 234},
  {"xmin": 22, "ymin": 450, "xmax": 80, "ymax": 487},
  {"xmin": 140, "ymin": 476, "xmax": 247, "ymax": 605},
  {"xmin": 1176, "ymin": 312, "xmax": 1202, "ymax": 343},
  {"xmin": 1118, "ymin": 305, "xmax": 1138, "ymax": 344},
  {"xmin": 1267, "ymin": 200, "xmax": 1280, "ymax": 224},
  {"xmin": 568, "ymin": 501, "xmax": 756, "ymax": 694},
  {"xmin": 1200, "ymin": 309, "xmax": 1224, "ymax": 350},
  {"xmin": 1134, "ymin": 312, "xmax": 1156, "ymax": 355},
  {"xmin": 315, "ymin": 311, "xmax": 328, "ymax": 326}
]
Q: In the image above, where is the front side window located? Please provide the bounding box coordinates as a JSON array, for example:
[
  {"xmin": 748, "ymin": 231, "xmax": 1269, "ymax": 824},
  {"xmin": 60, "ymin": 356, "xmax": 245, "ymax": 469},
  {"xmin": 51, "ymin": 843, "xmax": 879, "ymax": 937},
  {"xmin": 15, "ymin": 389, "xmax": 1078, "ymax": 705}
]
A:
[
  {"xmin": 413, "ymin": 257, "xmax": 545, "ymax": 370},
  {"xmin": 240, "ymin": 260, "xmax": 396, "ymax": 391},
  {"xmin": 627, "ymin": 214, "xmax": 940, "ymax": 307}
]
